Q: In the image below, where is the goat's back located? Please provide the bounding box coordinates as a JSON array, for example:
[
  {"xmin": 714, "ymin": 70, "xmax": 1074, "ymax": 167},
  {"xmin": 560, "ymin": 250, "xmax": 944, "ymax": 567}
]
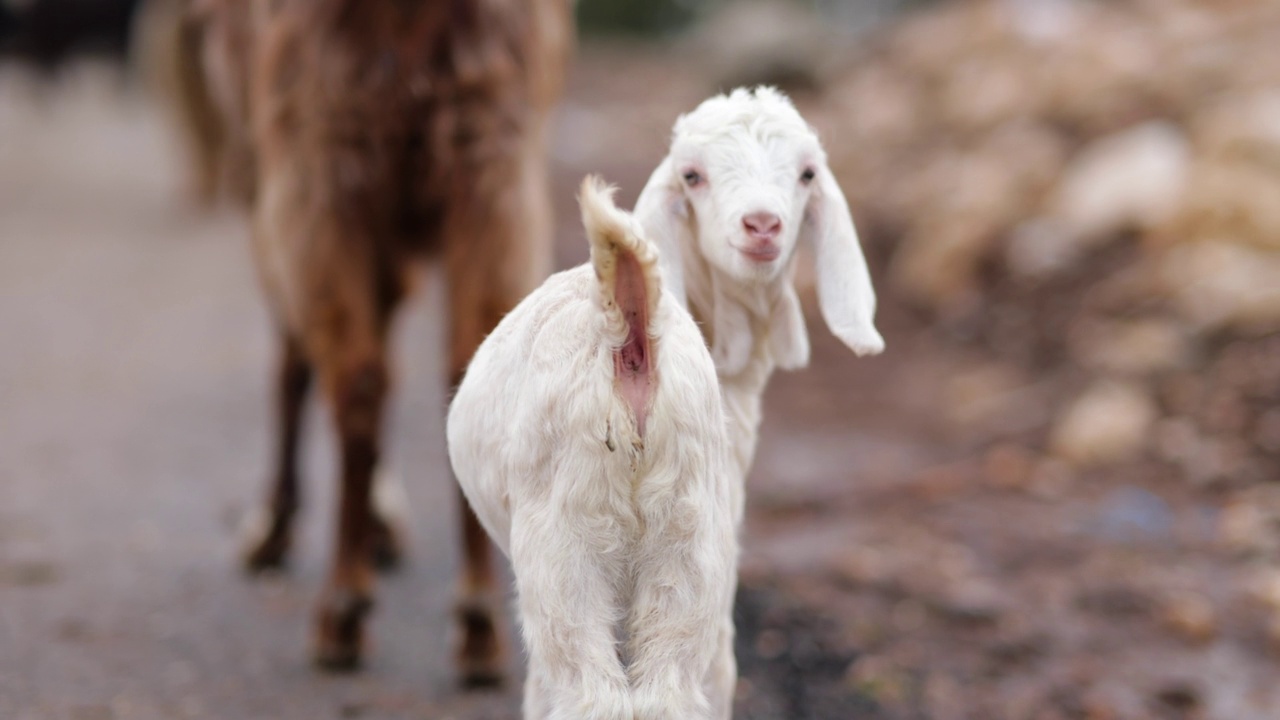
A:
[{"xmin": 250, "ymin": 0, "xmax": 571, "ymax": 254}]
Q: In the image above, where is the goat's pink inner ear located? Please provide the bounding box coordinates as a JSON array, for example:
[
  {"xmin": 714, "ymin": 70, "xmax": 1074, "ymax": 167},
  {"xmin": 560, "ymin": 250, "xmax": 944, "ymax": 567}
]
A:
[{"xmin": 612, "ymin": 250, "xmax": 653, "ymax": 437}]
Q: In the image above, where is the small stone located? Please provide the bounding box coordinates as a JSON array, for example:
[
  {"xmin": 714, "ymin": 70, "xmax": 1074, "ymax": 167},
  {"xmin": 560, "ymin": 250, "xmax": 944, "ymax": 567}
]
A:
[
  {"xmin": 1029, "ymin": 459, "xmax": 1074, "ymax": 501},
  {"xmin": 935, "ymin": 543, "xmax": 978, "ymax": 583},
  {"xmin": 1006, "ymin": 218, "xmax": 1079, "ymax": 278},
  {"xmin": 833, "ymin": 547, "xmax": 890, "ymax": 588},
  {"xmin": 753, "ymin": 628, "xmax": 788, "ymax": 660},
  {"xmin": 1181, "ymin": 438, "xmax": 1252, "ymax": 488},
  {"xmin": 847, "ymin": 655, "xmax": 909, "ymax": 706},
  {"xmin": 983, "ymin": 442, "xmax": 1037, "ymax": 490},
  {"xmin": 933, "ymin": 580, "xmax": 1007, "ymax": 625},
  {"xmin": 1218, "ymin": 502, "xmax": 1269, "ymax": 556},
  {"xmin": 1097, "ymin": 485, "xmax": 1174, "ymax": 542},
  {"xmin": 1070, "ymin": 318, "xmax": 1191, "ymax": 375},
  {"xmin": 1153, "ymin": 681, "xmax": 1201, "ymax": 712},
  {"xmin": 1246, "ymin": 568, "xmax": 1280, "ymax": 610},
  {"xmin": 1193, "ymin": 90, "xmax": 1280, "ymax": 161},
  {"xmin": 1152, "ymin": 416, "xmax": 1200, "ymax": 464},
  {"xmin": 1160, "ymin": 591, "xmax": 1217, "ymax": 645},
  {"xmin": 1159, "ymin": 240, "xmax": 1280, "ymax": 333},
  {"xmin": 1050, "ymin": 380, "xmax": 1158, "ymax": 467},
  {"xmin": 1254, "ymin": 409, "xmax": 1280, "ymax": 453},
  {"xmin": 922, "ymin": 673, "xmax": 963, "ymax": 718},
  {"xmin": 1077, "ymin": 583, "xmax": 1152, "ymax": 617},
  {"xmin": 1199, "ymin": 388, "xmax": 1249, "ymax": 436},
  {"xmin": 1050, "ymin": 120, "xmax": 1191, "ymax": 247}
]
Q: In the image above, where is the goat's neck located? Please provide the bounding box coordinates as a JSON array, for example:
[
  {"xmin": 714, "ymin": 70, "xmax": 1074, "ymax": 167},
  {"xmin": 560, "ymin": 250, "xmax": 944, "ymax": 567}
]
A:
[{"xmin": 685, "ymin": 256, "xmax": 793, "ymax": 478}]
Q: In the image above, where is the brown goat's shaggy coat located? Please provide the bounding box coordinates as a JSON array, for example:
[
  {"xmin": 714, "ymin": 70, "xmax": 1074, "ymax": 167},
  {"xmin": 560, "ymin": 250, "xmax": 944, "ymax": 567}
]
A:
[{"xmin": 198, "ymin": 0, "xmax": 570, "ymax": 678}]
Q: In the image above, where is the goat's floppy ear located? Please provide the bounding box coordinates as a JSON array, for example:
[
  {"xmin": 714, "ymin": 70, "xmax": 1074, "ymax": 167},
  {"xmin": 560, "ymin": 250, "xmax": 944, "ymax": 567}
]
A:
[
  {"xmin": 800, "ymin": 165, "xmax": 885, "ymax": 356},
  {"xmin": 634, "ymin": 157, "xmax": 691, "ymax": 308}
]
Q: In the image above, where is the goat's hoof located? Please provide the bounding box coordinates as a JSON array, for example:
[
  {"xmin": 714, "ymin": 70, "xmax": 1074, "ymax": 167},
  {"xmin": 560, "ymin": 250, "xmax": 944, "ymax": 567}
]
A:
[
  {"xmin": 313, "ymin": 589, "xmax": 373, "ymax": 672},
  {"xmin": 456, "ymin": 599, "xmax": 505, "ymax": 688},
  {"xmin": 239, "ymin": 507, "xmax": 290, "ymax": 573},
  {"xmin": 370, "ymin": 470, "xmax": 409, "ymax": 572},
  {"xmin": 369, "ymin": 514, "xmax": 405, "ymax": 572}
]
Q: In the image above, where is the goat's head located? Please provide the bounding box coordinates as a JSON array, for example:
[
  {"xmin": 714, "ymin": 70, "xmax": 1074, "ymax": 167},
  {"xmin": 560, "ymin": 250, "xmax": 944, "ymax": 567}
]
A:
[{"xmin": 636, "ymin": 86, "xmax": 884, "ymax": 366}]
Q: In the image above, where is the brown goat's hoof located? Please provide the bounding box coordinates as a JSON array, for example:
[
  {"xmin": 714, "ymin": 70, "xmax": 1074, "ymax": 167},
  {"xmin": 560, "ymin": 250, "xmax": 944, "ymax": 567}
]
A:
[
  {"xmin": 370, "ymin": 470, "xmax": 409, "ymax": 572},
  {"xmin": 313, "ymin": 589, "xmax": 373, "ymax": 672},
  {"xmin": 369, "ymin": 515, "xmax": 405, "ymax": 572},
  {"xmin": 456, "ymin": 598, "xmax": 506, "ymax": 688},
  {"xmin": 240, "ymin": 507, "xmax": 291, "ymax": 573}
]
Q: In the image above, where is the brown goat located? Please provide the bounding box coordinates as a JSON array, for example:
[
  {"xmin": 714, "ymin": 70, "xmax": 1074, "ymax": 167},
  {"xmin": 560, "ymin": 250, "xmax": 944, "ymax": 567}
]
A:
[{"xmin": 195, "ymin": 0, "xmax": 571, "ymax": 680}]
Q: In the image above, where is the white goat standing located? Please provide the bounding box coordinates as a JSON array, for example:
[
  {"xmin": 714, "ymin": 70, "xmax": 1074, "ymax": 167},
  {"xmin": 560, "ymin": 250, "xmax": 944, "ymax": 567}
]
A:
[
  {"xmin": 447, "ymin": 177, "xmax": 739, "ymax": 720},
  {"xmin": 634, "ymin": 86, "xmax": 885, "ymax": 478}
]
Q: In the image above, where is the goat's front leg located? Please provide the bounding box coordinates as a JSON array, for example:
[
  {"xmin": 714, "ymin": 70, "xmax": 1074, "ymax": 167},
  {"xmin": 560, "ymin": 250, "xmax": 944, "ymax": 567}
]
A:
[
  {"xmin": 511, "ymin": 509, "xmax": 632, "ymax": 720},
  {"xmin": 627, "ymin": 496, "xmax": 737, "ymax": 720},
  {"xmin": 242, "ymin": 331, "xmax": 310, "ymax": 571}
]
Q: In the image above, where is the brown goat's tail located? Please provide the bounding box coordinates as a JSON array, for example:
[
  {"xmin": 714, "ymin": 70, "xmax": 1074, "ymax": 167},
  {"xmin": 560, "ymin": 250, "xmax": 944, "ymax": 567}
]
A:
[
  {"xmin": 132, "ymin": 0, "xmax": 227, "ymax": 207},
  {"xmin": 579, "ymin": 175, "xmax": 661, "ymax": 435}
]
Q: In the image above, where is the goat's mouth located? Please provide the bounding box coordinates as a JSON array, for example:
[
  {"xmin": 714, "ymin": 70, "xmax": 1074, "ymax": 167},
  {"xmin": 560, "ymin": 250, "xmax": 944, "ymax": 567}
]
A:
[{"xmin": 736, "ymin": 243, "xmax": 781, "ymax": 263}]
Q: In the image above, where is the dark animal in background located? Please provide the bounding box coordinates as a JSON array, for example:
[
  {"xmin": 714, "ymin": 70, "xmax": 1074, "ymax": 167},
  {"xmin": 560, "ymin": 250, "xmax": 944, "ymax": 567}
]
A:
[
  {"xmin": 0, "ymin": 0, "xmax": 142, "ymax": 75},
  {"xmin": 0, "ymin": 4, "xmax": 17, "ymax": 46},
  {"xmin": 196, "ymin": 0, "xmax": 573, "ymax": 682}
]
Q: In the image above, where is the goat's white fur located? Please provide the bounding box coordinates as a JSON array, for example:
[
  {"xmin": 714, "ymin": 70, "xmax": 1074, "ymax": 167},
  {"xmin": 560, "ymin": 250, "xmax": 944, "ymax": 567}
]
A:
[
  {"xmin": 634, "ymin": 86, "xmax": 884, "ymax": 476},
  {"xmin": 447, "ymin": 177, "xmax": 739, "ymax": 720}
]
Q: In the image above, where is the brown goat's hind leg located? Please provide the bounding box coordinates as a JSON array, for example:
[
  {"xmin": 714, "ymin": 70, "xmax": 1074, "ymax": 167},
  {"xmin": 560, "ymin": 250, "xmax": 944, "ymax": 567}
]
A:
[
  {"xmin": 313, "ymin": 336, "xmax": 389, "ymax": 670},
  {"xmin": 446, "ymin": 154, "xmax": 554, "ymax": 688},
  {"xmin": 368, "ymin": 471, "xmax": 407, "ymax": 571},
  {"xmin": 449, "ymin": 302, "xmax": 508, "ymax": 687},
  {"xmin": 447, "ymin": 302, "xmax": 525, "ymax": 687},
  {"xmin": 455, "ymin": 482, "xmax": 505, "ymax": 687},
  {"xmin": 242, "ymin": 332, "xmax": 310, "ymax": 572}
]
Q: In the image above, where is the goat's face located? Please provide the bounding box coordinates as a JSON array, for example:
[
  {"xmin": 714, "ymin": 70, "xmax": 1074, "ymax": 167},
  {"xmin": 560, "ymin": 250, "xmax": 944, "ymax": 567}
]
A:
[
  {"xmin": 635, "ymin": 87, "xmax": 885, "ymax": 366},
  {"xmin": 664, "ymin": 88, "xmax": 823, "ymax": 283}
]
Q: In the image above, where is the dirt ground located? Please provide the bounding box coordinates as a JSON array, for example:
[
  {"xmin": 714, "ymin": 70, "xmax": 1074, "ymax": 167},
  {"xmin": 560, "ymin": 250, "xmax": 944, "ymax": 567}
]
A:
[{"xmin": 2, "ymin": 37, "xmax": 1279, "ymax": 720}]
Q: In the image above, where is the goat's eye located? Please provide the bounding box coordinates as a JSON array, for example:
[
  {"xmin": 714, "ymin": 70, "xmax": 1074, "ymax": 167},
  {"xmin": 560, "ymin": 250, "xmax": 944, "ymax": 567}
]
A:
[
  {"xmin": 800, "ymin": 167, "xmax": 816, "ymax": 184},
  {"xmin": 682, "ymin": 170, "xmax": 703, "ymax": 187}
]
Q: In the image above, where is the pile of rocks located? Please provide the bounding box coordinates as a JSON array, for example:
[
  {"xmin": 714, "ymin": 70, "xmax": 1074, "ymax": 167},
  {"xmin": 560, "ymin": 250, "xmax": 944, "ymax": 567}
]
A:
[{"xmin": 815, "ymin": 0, "xmax": 1280, "ymax": 474}]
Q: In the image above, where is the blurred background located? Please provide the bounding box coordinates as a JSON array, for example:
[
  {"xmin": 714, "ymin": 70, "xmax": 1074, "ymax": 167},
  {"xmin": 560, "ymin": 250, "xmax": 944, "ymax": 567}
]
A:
[{"xmin": 2, "ymin": 0, "xmax": 1279, "ymax": 718}]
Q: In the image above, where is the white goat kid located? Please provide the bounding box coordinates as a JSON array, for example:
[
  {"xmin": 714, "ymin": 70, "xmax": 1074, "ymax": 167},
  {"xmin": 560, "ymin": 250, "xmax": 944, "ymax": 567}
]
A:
[
  {"xmin": 634, "ymin": 86, "xmax": 885, "ymax": 477},
  {"xmin": 447, "ymin": 177, "xmax": 739, "ymax": 720}
]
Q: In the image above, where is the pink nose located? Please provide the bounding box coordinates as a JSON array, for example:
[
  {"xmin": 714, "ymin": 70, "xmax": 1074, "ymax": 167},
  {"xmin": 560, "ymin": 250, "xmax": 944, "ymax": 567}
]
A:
[{"xmin": 742, "ymin": 212, "xmax": 782, "ymax": 240}]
